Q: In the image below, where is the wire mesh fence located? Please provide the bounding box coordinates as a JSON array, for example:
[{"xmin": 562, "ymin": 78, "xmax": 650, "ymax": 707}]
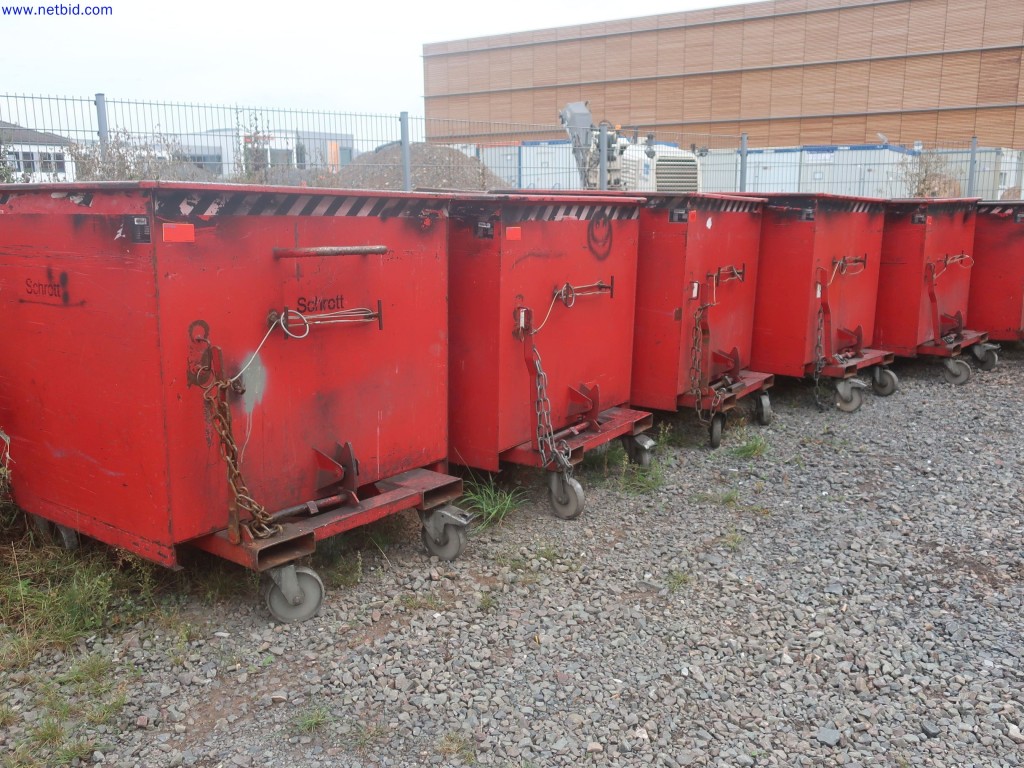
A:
[{"xmin": 2, "ymin": 93, "xmax": 1022, "ymax": 199}]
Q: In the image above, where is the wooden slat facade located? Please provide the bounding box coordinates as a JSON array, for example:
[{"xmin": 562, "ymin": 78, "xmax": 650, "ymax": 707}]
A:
[{"xmin": 423, "ymin": 0, "xmax": 1024, "ymax": 147}]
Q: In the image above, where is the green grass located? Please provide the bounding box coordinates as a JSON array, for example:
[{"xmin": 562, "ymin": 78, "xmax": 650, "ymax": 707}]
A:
[
  {"xmin": 535, "ymin": 544, "xmax": 560, "ymax": 562},
  {"xmin": 85, "ymin": 690, "xmax": 127, "ymax": 725},
  {"xmin": 731, "ymin": 434, "xmax": 769, "ymax": 459},
  {"xmin": 346, "ymin": 722, "xmax": 387, "ymax": 752},
  {"xmin": 437, "ymin": 732, "xmax": 476, "ymax": 764},
  {"xmin": 399, "ymin": 593, "xmax": 443, "ymax": 611},
  {"xmin": 29, "ymin": 718, "xmax": 65, "ymax": 748},
  {"xmin": 60, "ymin": 654, "xmax": 114, "ymax": 689},
  {"xmin": 693, "ymin": 489, "xmax": 740, "ymax": 506},
  {"xmin": 666, "ymin": 570, "xmax": 691, "ymax": 592},
  {"xmin": 52, "ymin": 738, "xmax": 95, "ymax": 764},
  {"xmin": 618, "ymin": 460, "xmax": 665, "ymax": 495},
  {"xmin": 477, "ymin": 593, "xmax": 498, "ymax": 612},
  {"xmin": 294, "ymin": 704, "xmax": 332, "ymax": 734},
  {"xmin": 723, "ymin": 528, "xmax": 743, "ymax": 551},
  {"xmin": 461, "ymin": 476, "xmax": 525, "ymax": 531},
  {"xmin": 0, "ymin": 703, "xmax": 16, "ymax": 727}
]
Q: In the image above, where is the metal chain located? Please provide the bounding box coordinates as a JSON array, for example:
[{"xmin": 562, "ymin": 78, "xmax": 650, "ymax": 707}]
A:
[
  {"xmin": 812, "ymin": 306, "xmax": 830, "ymax": 411},
  {"xmin": 689, "ymin": 303, "xmax": 724, "ymax": 425},
  {"xmin": 202, "ymin": 378, "xmax": 282, "ymax": 540},
  {"xmin": 531, "ymin": 344, "xmax": 573, "ymax": 475}
]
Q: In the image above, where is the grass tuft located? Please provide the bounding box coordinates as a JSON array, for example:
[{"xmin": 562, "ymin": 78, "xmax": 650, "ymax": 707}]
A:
[
  {"xmin": 294, "ymin": 704, "xmax": 332, "ymax": 734},
  {"xmin": 731, "ymin": 434, "xmax": 769, "ymax": 459},
  {"xmin": 666, "ymin": 570, "xmax": 692, "ymax": 592},
  {"xmin": 461, "ymin": 476, "xmax": 525, "ymax": 531},
  {"xmin": 438, "ymin": 732, "xmax": 477, "ymax": 764}
]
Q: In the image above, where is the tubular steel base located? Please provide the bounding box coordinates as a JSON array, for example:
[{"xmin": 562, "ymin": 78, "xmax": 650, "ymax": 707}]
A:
[
  {"xmin": 500, "ymin": 406, "xmax": 654, "ymax": 469},
  {"xmin": 814, "ymin": 348, "xmax": 895, "ymax": 378},
  {"xmin": 190, "ymin": 468, "xmax": 463, "ymax": 572},
  {"xmin": 913, "ymin": 330, "xmax": 989, "ymax": 359},
  {"xmin": 677, "ymin": 370, "xmax": 774, "ymax": 412}
]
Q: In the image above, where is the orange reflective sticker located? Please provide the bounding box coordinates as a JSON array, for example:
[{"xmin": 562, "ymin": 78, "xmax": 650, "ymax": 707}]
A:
[
  {"xmin": 506, "ymin": 226, "xmax": 522, "ymax": 241},
  {"xmin": 163, "ymin": 223, "xmax": 195, "ymax": 243}
]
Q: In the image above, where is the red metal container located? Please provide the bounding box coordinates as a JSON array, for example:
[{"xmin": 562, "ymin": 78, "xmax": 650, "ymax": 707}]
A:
[
  {"xmin": 875, "ymin": 198, "xmax": 995, "ymax": 384},
  {"xmin": 447, "ymin": 193, "xmax": 653, "ymax": 519},
  {"xmin": 630, "ymin": 194, "xmax": 773, "ymax": 447},
  {"xmin": 967, "ymin": 201, "xmax": 1024, "ymax": 343},
  {"xmin": 0, "ymin": 182, "xmax": 470, "ymax": 621},
  {"xmin": 749, "ymin": 194, "xmax": 896, "ymax": 412}
]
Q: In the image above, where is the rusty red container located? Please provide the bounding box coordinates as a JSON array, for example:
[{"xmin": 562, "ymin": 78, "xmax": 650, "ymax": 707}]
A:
[
  {"xmin": 446, "ymin": 193, "xmax": 653, "ymax": 516},
  {"xmin": 967, "ymin": 201, "xmax": 1024, "ymax": 342},
  {"xmin": 750, "ymin": 194, "xmax": 893, "ymax": 388},
  {"xmin": 0, "ymin": 182, "xmax": 466, "ymax": 580},
  {"xmin": 630, "ymin": 194, "xmax": 773, "ymax": 441},
  {"xmin": 875, "ymin": 199, "xmax": 987, "ymax": 358}
]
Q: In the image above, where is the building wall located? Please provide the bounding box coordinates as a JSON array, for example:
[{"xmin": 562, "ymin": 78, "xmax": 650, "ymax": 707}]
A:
[{"xmin": 422, "ymin": 0, "xmax": 1024, "ymax": 147}]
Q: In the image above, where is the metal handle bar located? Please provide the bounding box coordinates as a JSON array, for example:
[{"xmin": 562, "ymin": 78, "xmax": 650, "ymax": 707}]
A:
[
  {"xmin": 273, "ymin": 245, "xmax": 388, "ymax": 258},
  {"xmin": 710, "ymin": 264, "xmax": 746, "ymax": 285}
]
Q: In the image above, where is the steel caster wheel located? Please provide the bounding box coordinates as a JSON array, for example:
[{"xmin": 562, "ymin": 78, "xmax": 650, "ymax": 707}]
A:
[
  {"xmin": 621, "ymin": 434, "xmax": 655, "ymax": 467},
  {"xmin": 754, "ymin": 393, "xmax": 773, "ymax": 426},
  {"xmin": 971, "ymin": 346, "xmax": 998, "ymax": 371},
  {"xmin": 548, "ymin": 473, "xmax": 585, "ymax": 520},
  {"xmin": 421, "ymin": 524, "xmax": 467, "ymax": 561},
  {"xmin": 942, "ymin": 358, "xmax": 971, "ymax": 385},
  {"xmin": 708, "ymin": 413, "xmax": 725, "ymax": 448},
  {"xmin": 29, "ymin": 514, "xmax": 80, "ymax": 550},
  {"xmin": 264, "ymin": 565, "xmax": 325, "ymax": 624},
  {"xmin": 835, "ymin": 386, "xmax": 864, "ymax": 413},
  {"xmin": 871, "ymin": 367, "xmax": 899, "ymax": 397}
]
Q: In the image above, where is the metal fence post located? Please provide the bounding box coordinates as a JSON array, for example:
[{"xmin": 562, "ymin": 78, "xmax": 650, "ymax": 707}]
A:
[
  {"xmin": 95, "ymin": 93, "xmax": 109, "ymax": 159},
  {"xmin": 739, "ymin": 133, "xmax": 748, "ymax": 193},
  {"xmin": 967, "ymin": 135, "xmax": 978, "ymax": 198},
  {"xmin": 598, "ymin": 123, "xmax": 609, "ymax": 191},
  {"xmin": 400, "ymin": 111, "xmax": 412, "ymax": 192}
]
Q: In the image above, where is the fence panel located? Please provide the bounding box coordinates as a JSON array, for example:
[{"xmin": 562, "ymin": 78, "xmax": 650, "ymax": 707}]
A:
[{"xmin": 3, "ymin": 93, "xmax": 1021, "ymax": 199}]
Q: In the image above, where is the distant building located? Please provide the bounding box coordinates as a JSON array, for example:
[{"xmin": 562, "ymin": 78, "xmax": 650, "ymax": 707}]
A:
[
  {"xmin": 423, "ymin": 0, "xmax": 1024, "ymax": 148},
  {"xmin": 1, "ymin": 120, "xmax": 75, "ymax": 182}
]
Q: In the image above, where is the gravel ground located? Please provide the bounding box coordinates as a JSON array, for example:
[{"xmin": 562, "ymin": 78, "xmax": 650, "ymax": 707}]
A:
[{"xmin": 2, "ymin": 347, "xmax": 1022, "ymax": 768}]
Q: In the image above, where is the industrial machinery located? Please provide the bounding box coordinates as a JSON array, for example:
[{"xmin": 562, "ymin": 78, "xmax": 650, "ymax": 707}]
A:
[
  {"xmin": 560, "ymin": 102, "xmax": 701, "ymax": 194},
  {"xmin": 0, "ymin": 181, "xmax": 471, "ymax": 622},
  {"xmin": 875, "ymin": 198, "xmax": 998, "ymax": 383}
]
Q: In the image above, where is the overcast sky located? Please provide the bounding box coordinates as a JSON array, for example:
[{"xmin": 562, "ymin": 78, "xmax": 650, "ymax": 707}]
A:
[{"xmin": 2, "ymin": 0, "xmax": 745, "ymax": 115}]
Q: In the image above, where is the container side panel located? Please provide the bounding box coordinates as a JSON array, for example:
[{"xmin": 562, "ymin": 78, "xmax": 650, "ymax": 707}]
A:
[
  {"xmin": 631, "ymin": 207, "xmax": 689, "ymax": 411},
  {"xmin": 0, "ymin": 190, "xmax": 171, "ymax": 551},
  {"xmin": 967, "ymin": 206, "xmax": 1024, "ymax": 340},
  {"xmin": 750, "ymin": 203, "xmax": 819, "ymax": 377},
  {"xmin": 153, "ymin": 191, "xmax": 450, "ymax": 541},
  {"xmin": 683, "ymin": 200, "xmax": 763, "ymax": 384},
  {"xmin": 817, "ymin": 206, "xmax": 886, "ymax": 353},
  {"xmin": 495, "ymin": 210, "xmax": 638, "ymax": 454},
  {"xmin": 447, "ymin": 213, "xmax": 503, "ymax": 471}
]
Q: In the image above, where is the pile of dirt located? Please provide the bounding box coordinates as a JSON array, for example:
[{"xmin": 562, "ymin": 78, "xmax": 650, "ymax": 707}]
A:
[{"xmin": 337, "ymin": 142, "xmax": 506, "ymax": 191}]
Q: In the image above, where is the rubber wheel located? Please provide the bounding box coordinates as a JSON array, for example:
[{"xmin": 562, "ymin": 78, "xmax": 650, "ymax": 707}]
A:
[
  {"xmin": 549, "ymin": 475, "xmax": 585, "ymax": 520},
  {"xmin": 635, "ymin": 448, "xmax": 653, "ymax": 468},
  {"xmin": 421, "ymin": 524, "xmax": 467, "ymax": 561},
  {"xmin": 709, "ymin": 414, "xmax": 725, "ymax": 448},
  {"xmin": 29, "ymin": 514, "xmax": 80, "ymax": 550},
  {"xmin": 976, "ymin": 349, "xmax": 998, "ymax": 372},
  {"xmin": 942, "ymin": 359, "xmax": 971, "ymax": 385},
  {"xmin": 264, "ymin": 566, "xmax": 325, "ymax": 623},
  {"xmin": 871, "ymin": 368, "xmax": 899, "ymax": 397},
  {"xmin": 835, "ymin": 386, "xmax": 864, "ymax": 413},
  {"xmin": 755, "ymin": 393, "xmax": 773, "ymax": 426}
]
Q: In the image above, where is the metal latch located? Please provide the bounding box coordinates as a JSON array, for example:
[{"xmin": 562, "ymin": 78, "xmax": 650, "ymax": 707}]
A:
[{"xmin": 126, "ymin": 215, "xmax": 151, "ymax": 243}]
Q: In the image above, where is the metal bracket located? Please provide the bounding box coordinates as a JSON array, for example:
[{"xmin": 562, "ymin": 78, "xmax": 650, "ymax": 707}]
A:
[
  {"xmin": 269, "ymin": 564, "xmax": 304, "ymax": 606},
  {"xmin": 836, "ymin": 325, "xmax": 865, "ymax": 357},
  {"xmin": 420, "ymin": 504, "xmax": 473, "ymax": 541},
  {"xmin": 835, "ymin": 378, "xmax": 867, "ymax": 401},
  {"xmin": 568, "ymin": 382, "xmax": 602, "ymax": 426},
  {"xmin": 314, "ymin": 441, "xmax": 360, "ymax": 501}
]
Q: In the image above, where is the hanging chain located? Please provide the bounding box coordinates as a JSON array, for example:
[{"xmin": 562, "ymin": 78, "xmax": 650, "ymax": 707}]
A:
[
  {"xmin": 201, "ymin": 376, "xmax": 282, "ymax": 540},
  {"xmin": 688, "ymin": 301, "xmax": 725, "ymax": 425},
  {"xmin": 531, "ymin": 344, "xmax": 573, "ymax": 476},
  {"xmin": 812, "ymin": 305, "xmax": 830, "ymax": 411}
]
